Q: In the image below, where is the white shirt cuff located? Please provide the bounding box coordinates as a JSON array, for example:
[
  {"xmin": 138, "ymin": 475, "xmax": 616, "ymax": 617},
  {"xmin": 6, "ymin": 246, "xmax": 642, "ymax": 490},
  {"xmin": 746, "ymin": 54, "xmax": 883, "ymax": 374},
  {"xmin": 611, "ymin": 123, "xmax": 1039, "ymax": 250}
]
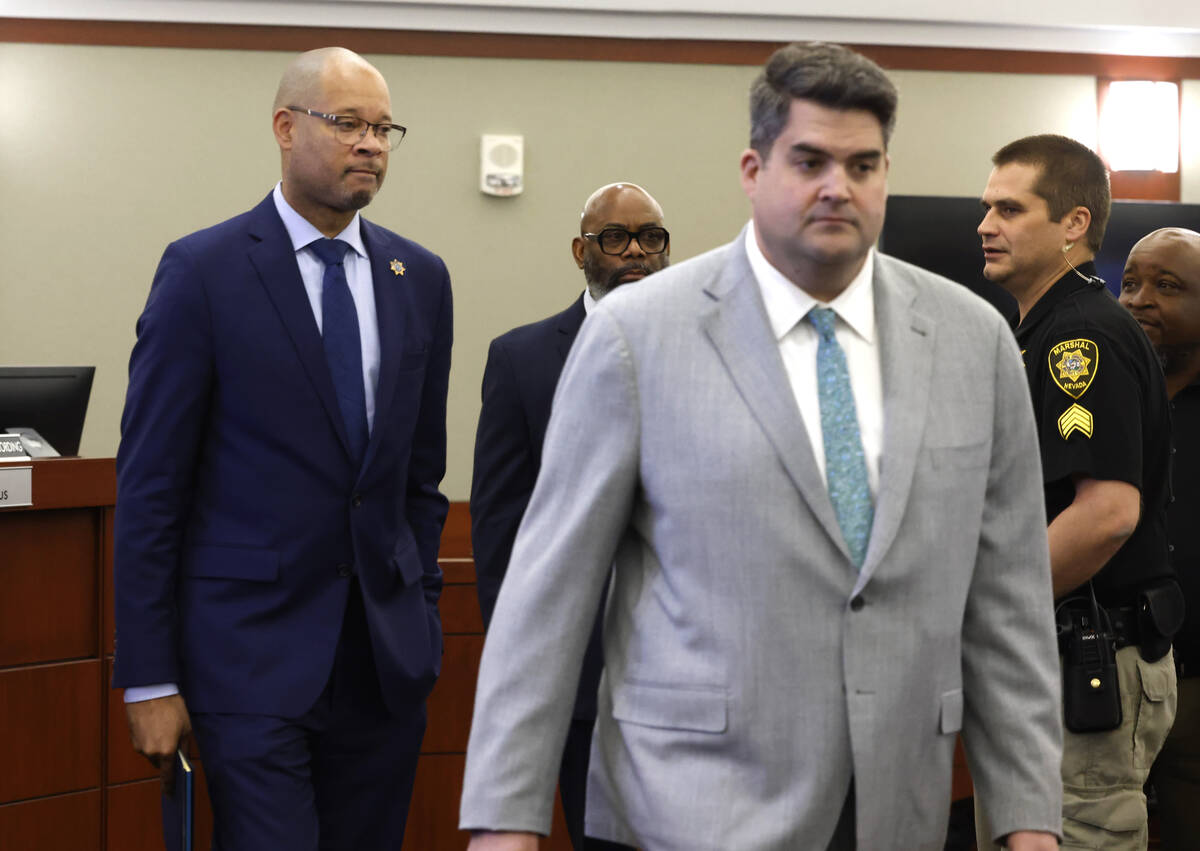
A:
[{"xmin": 123, "ymin": 683, "xmax": 180, "ymax": 703}]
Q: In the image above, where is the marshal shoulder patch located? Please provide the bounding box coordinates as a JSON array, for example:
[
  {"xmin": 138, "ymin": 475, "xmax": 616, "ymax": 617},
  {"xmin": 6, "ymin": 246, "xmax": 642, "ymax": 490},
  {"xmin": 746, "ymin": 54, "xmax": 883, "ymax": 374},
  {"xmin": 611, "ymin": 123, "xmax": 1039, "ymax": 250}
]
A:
[
  {"xmin": 1048, "ymin": 338, "xmax": 1099, "ymax": 399},
  {"xmin": 1058, "ymin": 403, "xmax": 1094, "ymax": 439}
]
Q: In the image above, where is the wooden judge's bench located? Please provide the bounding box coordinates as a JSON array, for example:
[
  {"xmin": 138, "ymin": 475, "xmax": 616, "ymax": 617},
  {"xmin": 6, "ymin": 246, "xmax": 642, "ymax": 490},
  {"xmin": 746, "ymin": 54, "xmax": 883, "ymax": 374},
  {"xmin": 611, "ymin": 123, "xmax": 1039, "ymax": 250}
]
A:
[{"xmin": 0, "ymin": 457, "xmax": 969, "ymax": 849}]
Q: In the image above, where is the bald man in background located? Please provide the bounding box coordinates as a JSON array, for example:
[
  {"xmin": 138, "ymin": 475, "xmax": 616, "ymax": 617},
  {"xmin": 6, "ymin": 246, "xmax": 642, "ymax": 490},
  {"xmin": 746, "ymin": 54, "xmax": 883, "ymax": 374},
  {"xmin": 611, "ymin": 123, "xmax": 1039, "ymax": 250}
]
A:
[
  {"xmin": 470, "ymin": 183, "xmax": 669, "ymax": 848},
  {"xmin": 114, "ymin": 47, "xmax": 452, "ymax": 849},
  {"xmin": 1119, "ymin": 227, "xmax": 1200, "ymax": 849}
]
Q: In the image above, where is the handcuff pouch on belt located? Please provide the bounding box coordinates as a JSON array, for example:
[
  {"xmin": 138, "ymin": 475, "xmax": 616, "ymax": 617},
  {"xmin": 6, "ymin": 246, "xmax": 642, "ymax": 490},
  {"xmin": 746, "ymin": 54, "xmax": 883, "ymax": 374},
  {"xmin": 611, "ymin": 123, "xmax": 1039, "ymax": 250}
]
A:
[
  {"xmin": 1134, "ymin": 578, "xmax": 1185, "ymax": 663},
  {"xmin": 1056, "ymin": 583, "xmax": 1122, "ymax": 733}
]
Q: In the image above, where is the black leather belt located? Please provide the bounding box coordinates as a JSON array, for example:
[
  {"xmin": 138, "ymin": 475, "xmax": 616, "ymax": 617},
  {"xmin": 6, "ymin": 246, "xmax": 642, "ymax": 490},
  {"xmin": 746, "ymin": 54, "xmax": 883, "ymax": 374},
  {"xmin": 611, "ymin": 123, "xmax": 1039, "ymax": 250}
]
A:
[{"xmin": 1106, "ymin": 604, "xmax": 1143, "ymax": 651}]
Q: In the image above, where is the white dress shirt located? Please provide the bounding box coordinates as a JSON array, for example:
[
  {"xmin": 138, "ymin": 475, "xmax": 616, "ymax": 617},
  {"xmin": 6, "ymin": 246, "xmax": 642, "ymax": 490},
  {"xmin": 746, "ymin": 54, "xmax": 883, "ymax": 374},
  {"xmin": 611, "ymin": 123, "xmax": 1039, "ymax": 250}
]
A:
[
  {"xmin": 744, "ymin": 222, "xmax": 884, "ymax": 498},
  {"xmin": 124, "ymin": 188, "xmax": 382, "ymax": 705}
]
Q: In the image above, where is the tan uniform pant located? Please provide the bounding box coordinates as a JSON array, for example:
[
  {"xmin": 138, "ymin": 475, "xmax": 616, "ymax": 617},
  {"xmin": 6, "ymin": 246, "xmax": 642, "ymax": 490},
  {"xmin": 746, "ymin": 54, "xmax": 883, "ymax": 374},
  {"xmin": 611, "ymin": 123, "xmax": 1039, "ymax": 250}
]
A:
[
  {"xmin": 1152, "ymin": 675, "xmax": 1200, "ymax": 850},
  {"xmin": 976, "ymin": 646, "xmax": 1176, "ymax": 849}
]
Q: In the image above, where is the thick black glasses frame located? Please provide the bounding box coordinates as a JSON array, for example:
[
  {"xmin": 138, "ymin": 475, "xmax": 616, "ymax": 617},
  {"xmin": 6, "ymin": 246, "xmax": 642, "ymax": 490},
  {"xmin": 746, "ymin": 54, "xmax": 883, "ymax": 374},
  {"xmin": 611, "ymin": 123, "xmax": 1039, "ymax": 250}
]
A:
[{"xmin": 583, "ymin": 227, "xmax": 670, "ymax": 255}]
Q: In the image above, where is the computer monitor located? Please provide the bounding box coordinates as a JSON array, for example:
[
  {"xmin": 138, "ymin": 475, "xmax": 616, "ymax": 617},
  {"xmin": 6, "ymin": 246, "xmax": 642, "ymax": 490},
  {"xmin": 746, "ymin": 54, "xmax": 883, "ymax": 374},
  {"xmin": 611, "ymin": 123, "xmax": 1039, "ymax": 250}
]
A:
[{"xmin": 0, "ymin": 366, "xmax": 96, "ymax": 456}]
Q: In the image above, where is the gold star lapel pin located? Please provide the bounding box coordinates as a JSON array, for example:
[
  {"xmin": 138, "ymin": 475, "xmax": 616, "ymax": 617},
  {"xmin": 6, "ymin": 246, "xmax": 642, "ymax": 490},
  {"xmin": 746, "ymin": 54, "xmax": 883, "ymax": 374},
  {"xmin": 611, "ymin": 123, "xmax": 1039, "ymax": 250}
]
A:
[{"xmin": 390, "ymin": 259, "xmax": 406, "ymax": 276}]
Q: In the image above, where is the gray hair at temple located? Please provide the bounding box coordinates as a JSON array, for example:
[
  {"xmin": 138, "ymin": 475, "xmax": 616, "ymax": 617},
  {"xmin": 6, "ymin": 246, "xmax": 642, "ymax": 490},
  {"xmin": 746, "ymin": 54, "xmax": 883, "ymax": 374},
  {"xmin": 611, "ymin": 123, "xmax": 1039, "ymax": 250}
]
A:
[{"xmin": 749, "ymin": 42, "xmax": 899, "ymax": 156}]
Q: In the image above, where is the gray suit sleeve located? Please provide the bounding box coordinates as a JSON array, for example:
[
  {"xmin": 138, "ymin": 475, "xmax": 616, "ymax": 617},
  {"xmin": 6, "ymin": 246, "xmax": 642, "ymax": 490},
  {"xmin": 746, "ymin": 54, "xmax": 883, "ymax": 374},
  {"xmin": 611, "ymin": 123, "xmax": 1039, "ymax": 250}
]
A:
[
  {"xmin": 460, "ymin": 307, "xmax": 639, "ymax": 834},
  {"xmin": 961, "ymin": 314, "xmax": 1064, "ymax": 842}
]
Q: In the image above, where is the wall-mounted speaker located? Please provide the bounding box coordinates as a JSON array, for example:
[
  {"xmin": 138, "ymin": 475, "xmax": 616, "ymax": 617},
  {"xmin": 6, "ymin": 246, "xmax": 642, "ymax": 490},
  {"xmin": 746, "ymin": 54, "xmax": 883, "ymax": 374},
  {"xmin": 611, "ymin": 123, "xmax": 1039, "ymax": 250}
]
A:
[{"xmin": 480, "ymin": 134, "xmax": 524, "ymax": 197}]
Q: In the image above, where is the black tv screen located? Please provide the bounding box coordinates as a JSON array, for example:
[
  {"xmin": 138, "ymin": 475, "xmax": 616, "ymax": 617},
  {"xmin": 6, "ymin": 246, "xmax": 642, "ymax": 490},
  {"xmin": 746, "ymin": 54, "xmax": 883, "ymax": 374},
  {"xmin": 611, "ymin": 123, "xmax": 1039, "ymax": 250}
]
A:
[
  {"xmin": 881, "ymin": 196, "xmax": 1200, "ymax": 311},
  {"xmin": 0, "ymin": 366, "xmax": 95, "ymax": 456}
]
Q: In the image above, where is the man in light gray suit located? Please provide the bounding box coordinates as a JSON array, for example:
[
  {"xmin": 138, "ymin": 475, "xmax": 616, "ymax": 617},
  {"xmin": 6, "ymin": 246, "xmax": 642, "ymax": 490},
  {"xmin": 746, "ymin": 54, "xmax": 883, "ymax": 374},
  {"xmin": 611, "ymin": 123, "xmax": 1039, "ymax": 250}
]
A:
[{"xmin": 460, "ymin": 42, "xmax": 1063, "ymax": 851}]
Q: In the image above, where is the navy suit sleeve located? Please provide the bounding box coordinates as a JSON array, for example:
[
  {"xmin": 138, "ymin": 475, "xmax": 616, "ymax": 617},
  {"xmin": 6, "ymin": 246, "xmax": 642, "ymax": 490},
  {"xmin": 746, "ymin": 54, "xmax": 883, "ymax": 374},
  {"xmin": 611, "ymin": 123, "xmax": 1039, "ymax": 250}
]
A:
[
  {"xmin": 113, "ymin": 241, "xmax": 214, "ymax": 688},
  {"xmin": 407, "ymin": 256, "xmax": 453, "ymax": 628},
  {"xmin": 470, "ymin": 336, "xmax": 538, "ymax": 629}
]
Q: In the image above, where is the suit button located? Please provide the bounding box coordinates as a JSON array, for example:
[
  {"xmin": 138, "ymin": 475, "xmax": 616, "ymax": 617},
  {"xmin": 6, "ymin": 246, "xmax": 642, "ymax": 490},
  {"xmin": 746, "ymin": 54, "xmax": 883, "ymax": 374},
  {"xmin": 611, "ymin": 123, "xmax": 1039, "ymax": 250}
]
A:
[
  {"xmin": 850, "ymin": 595, "xmax": 865, "ymax": 612},
  {"xmin": 336, "ymin": 563, "xmax": 352, "ymax": 578},
  {"xmin": 351, "ymin": 494, "xmax": 363, "ymax": 508}
]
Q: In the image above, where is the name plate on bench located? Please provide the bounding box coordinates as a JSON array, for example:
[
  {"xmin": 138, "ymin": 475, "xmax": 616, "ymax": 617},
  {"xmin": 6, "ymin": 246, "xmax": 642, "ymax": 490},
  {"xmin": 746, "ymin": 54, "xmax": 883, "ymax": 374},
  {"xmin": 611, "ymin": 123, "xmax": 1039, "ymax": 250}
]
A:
[
  {"xmin": 0, "ymin": 465, "xmax": 33, "ymax": 508},
  {"xmin": 0, "ymin": 433, "xmax": 30, "ymax": 460}
]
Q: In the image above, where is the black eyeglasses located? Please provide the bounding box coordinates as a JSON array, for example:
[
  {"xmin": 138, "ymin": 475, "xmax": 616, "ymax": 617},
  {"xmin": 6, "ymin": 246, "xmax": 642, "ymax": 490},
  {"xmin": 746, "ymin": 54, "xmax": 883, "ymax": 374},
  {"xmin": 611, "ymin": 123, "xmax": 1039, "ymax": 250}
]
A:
[
  {"xmin": 583, "ymin": 227, "xmax": 670, "ymax": 256},
  {"xmin": 287, "ymin": 107, "xmax": 407, "ymax": 150}
]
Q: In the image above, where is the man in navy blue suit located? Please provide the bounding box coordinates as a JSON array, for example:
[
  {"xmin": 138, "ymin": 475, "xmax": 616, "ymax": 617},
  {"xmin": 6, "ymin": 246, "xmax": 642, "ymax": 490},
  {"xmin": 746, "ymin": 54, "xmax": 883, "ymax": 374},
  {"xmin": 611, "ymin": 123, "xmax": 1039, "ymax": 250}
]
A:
[
  {"xmin": 470, "ymin": 183, "xmax": 668, "ymax": 849},
  {"xmin": 113, "ymin": 47, "xmax": 452, "ymax": 849}
]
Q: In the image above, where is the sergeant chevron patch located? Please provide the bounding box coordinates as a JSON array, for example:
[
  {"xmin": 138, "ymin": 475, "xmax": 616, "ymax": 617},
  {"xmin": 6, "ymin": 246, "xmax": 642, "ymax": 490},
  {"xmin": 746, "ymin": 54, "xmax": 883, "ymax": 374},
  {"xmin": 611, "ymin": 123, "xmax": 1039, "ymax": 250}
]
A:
[{"xmin": 1058, "ymin": 403, "xmax": 1094, "ymax": 439}]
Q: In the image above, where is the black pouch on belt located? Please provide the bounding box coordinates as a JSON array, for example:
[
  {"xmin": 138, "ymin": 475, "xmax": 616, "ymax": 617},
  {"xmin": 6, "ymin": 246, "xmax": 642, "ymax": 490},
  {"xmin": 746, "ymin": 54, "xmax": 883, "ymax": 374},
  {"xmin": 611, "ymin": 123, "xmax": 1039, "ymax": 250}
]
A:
[
  {"xmin": 1056, "ymin": 587, "xmax": 1122, "ymax": 733},
  {"xmin": 1137, "ymin": 578, "xmax": 1186, "ymax": 662}
]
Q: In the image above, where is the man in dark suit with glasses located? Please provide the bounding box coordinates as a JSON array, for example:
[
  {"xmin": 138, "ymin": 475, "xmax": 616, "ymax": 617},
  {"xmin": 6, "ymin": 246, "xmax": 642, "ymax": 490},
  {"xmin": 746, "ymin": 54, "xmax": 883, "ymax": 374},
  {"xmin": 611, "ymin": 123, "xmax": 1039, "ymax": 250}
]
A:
[{"xmin": 470, "ymin": 182, "xmax": 668, "ymax": 849}]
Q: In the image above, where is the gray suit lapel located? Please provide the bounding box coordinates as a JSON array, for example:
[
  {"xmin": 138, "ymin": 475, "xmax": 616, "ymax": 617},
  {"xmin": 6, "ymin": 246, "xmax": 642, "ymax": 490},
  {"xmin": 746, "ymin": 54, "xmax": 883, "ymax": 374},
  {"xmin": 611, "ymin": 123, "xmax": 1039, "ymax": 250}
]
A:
[
  {"xmin": 856, "ymin": 258, "xmax": 934, "ymax": 590},
  {"xmin": 701, "ymin": 235, "xmax": 849, "ymax": 558}
]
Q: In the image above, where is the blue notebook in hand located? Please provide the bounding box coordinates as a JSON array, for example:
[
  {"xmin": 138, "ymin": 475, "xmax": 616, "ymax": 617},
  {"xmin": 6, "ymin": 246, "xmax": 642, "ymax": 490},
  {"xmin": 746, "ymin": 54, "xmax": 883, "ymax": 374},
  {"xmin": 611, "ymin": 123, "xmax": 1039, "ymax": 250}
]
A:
[{"xmin": 161, "ymin": 748, "xmax": 194, "ymax": 851}]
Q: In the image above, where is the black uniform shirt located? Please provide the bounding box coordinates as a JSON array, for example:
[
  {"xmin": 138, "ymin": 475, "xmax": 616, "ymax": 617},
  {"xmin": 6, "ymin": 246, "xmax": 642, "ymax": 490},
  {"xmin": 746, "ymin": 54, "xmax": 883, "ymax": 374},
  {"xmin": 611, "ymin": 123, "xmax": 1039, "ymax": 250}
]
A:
[
  {"xmin": 1167, "ymin": 381, "xmax": 1200, "ymax": 670},
  {"xmin": 1014, "ymin": 262, "xmax": 1172, "ymax": 606}
]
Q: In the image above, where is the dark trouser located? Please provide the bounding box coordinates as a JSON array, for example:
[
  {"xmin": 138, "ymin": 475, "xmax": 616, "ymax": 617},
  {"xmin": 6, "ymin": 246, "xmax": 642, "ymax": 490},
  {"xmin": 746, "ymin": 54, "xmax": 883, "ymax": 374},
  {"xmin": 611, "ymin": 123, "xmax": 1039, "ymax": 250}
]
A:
[
  {"xmin": 1152, "ymin": 674, "xmax": 1200, "ymax": 850},
  {"xmin": 189, "ymin": 582, "xmax": 426, "ymax": 851},
  {"xmin": 558, "ymin": 716, "xmax": 596, "ymax": 850}
]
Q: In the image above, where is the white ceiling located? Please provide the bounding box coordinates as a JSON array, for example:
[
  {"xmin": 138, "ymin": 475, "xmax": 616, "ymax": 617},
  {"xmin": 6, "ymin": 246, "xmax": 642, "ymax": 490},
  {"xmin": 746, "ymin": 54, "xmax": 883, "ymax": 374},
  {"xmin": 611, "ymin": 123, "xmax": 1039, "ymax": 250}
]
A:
[{"xmin": 7, "ymin": 0, "xmax": 1200, "ymax": 57}]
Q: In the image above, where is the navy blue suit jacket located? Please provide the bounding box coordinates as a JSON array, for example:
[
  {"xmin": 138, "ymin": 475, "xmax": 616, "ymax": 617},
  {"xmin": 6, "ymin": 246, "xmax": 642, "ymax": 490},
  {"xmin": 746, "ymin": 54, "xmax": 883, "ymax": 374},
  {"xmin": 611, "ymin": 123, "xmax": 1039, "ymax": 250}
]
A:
[
  {"xmin": 470, "ymin": 295, "xmax": 604, "ymax": 719},
  {"xmin": 113, "ymin": 193, "xmax": 452, "ymax": 719}
]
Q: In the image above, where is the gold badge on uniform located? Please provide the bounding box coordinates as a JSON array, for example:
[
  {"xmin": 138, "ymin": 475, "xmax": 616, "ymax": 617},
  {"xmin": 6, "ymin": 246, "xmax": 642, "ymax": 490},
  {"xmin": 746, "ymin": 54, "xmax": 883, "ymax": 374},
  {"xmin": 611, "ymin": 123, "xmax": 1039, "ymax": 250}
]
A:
[
  {"xmin": 390, "ymin": 259, "xmax": 406, "ymax": 276},
  {"xmin": 1048, "ymin": 338, "xmax": 1099, "ymax": 399},
  {"xmin": 1058, "ymin": 403, "xmax": 1094, "ymax": 439}
]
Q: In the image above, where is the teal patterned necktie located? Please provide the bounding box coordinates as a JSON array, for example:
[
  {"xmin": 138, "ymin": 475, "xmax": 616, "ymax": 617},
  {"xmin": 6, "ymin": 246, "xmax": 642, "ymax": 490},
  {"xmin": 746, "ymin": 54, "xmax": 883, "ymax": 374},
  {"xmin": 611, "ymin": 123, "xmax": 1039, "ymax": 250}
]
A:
[{"xmin": 807, "ymin": 307, "xmax": 873, "ymax": 568}]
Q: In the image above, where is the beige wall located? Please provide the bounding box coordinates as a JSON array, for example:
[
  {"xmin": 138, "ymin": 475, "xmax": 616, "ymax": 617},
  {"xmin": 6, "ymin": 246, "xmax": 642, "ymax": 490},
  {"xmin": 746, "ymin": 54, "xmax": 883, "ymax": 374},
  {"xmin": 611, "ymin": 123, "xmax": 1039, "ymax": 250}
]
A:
[{"xmin": 0, "ymin": 42, "xmax": 1196, "ymax": 498}]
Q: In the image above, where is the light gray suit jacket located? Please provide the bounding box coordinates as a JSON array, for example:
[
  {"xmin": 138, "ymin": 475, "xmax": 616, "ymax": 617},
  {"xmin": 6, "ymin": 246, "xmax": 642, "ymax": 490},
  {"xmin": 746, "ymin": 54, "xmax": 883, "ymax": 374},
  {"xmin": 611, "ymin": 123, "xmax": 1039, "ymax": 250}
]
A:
[{"xmin": 460, "ymin": 232, "xmax": 1063, "ymax": 850}]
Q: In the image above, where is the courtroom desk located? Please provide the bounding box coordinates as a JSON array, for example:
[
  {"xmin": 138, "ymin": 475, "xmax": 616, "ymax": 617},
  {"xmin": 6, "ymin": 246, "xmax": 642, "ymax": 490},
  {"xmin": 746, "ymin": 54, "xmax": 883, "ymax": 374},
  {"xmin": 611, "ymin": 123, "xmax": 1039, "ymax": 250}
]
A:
[{"xmin": 0, "ymin": 458, "xmax": 113, "ymax": 851}]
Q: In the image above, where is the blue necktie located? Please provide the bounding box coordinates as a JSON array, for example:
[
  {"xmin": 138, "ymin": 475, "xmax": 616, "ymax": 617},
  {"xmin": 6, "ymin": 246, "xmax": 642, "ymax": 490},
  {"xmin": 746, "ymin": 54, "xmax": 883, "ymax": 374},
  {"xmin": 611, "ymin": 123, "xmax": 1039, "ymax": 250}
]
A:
[
  {"xmin": 807, "ymin": 307, "xmax": 873, "ymax": 568},
  {"xmin": 309, "ymin": 238, "xmax": 368, "ymax": 464}
]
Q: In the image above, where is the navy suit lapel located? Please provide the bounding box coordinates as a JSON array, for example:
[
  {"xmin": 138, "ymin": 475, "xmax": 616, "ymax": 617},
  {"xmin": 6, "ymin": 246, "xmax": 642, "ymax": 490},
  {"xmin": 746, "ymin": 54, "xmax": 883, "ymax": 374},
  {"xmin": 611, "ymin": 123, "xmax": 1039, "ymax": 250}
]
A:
[
  {"xmin": 245, "ymin": 196, "xmax": 356, "ymax": 461},
  {"xmin": 555, "ymin": 295, "xmax": 587, "ymax": 363}
]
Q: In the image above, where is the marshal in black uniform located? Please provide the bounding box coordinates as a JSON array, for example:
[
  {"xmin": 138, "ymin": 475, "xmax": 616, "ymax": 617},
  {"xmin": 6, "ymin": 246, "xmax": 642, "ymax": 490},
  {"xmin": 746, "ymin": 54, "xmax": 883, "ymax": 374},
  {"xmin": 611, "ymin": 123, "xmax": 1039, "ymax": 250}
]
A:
[{"xmin": 1015, "ymin": 262, "xmax": 1173, "ymax": 609}]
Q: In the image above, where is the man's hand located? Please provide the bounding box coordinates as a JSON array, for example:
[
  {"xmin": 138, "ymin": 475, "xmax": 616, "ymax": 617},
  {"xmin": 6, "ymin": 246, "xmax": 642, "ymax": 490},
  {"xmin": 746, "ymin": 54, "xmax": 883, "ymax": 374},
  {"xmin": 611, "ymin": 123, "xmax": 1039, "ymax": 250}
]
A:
[
  {"xmin": 1005, "ymin": 830, "xmax": 1059, "ymax": 850},
  {"xmin": 466, "ymin": 831, "xmax": 539, "ymax": 851},
  {"xmin": 125, "ymin": 693, "xmax": 192, "ymax": 792}
]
